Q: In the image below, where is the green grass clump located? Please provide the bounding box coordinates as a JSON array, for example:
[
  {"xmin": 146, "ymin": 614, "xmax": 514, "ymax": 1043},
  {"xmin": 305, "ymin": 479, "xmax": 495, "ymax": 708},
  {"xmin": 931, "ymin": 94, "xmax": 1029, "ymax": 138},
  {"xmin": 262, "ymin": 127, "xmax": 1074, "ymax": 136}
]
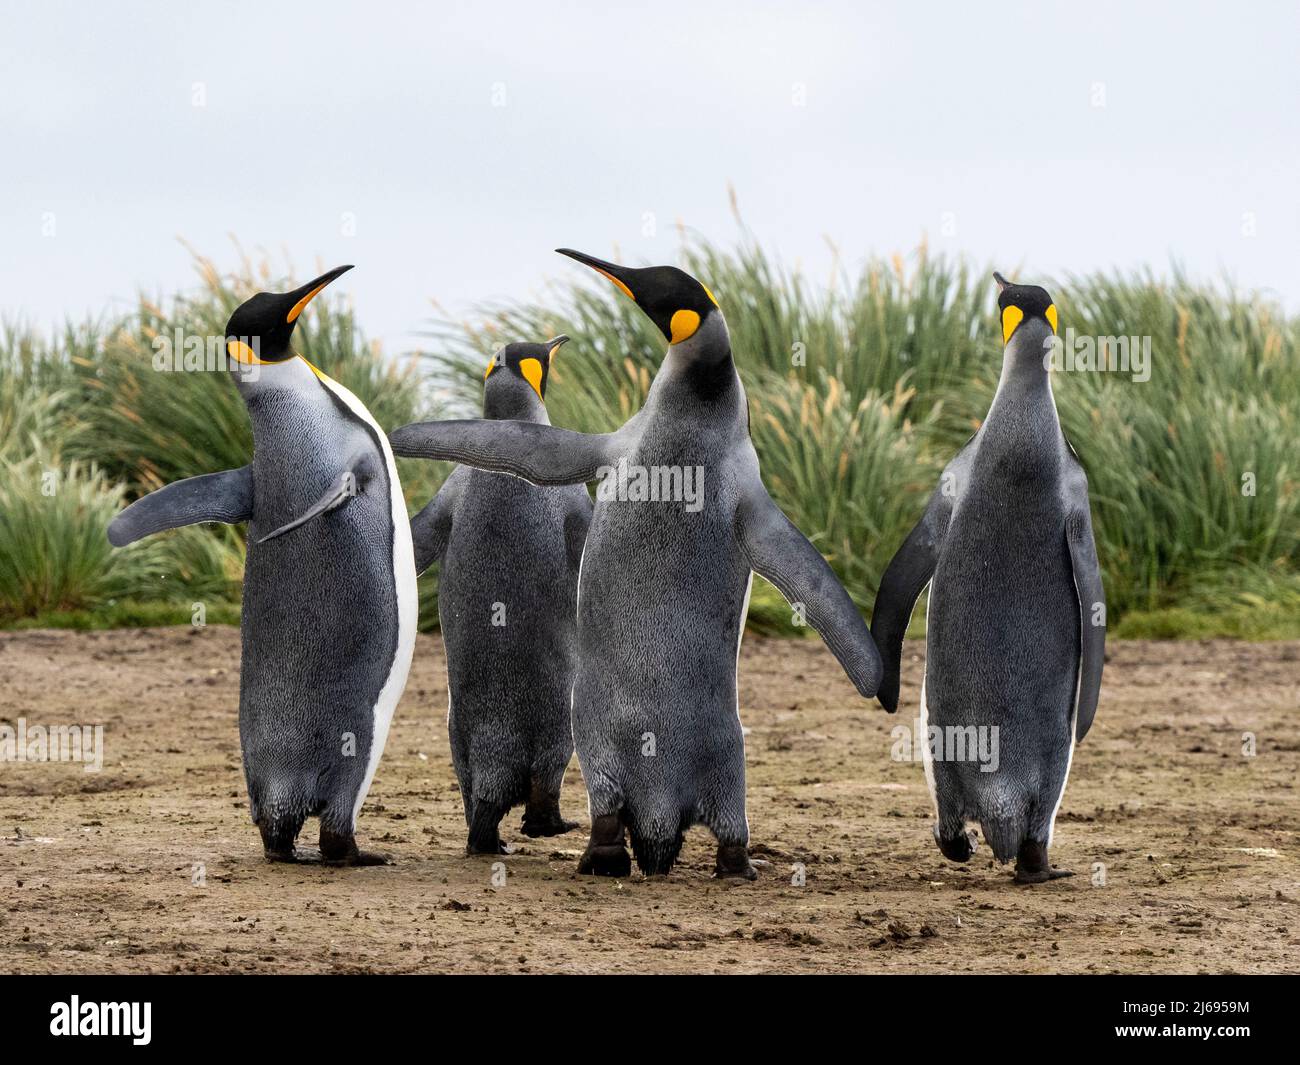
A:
[
  {"xmin": 1, "ymin": 253, "xmax": 440, "ymax": 626},
  {"xmin": 423, "ymin": 234, "xmax": 1299, "ymax": 637},
  {"xmin": 3, "ymin": 238, "xmax": 1297, "ymax": 639},
  {"xmin": 6, "ymin": 598, "xmax": 243, "ymax": 631},
  {"xmin": 0, "ymin": 457, "xmax": 229, "ymax": 619},
  {"xmin": 65, "ymin": 253, "xmax": 431, "ymax": 496}
]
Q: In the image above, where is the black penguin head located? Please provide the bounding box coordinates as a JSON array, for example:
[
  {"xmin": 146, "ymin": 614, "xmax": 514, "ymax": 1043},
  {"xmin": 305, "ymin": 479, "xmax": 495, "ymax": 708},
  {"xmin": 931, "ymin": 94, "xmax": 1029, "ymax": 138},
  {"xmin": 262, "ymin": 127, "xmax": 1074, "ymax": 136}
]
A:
[
  {"xmin": 556, "ymin": 249, "xmax": 720, "ymax": 346},
  {"xmin": 224, "ymin": 265, "xmax": 353, "ymax": 368},
  {"xmin": 994, "ymin": 271, "xmax": 1058, "ymax": 345},
  {"xmin": 482, "ymin": 335, "xmax": 568, "ymax": 417}
]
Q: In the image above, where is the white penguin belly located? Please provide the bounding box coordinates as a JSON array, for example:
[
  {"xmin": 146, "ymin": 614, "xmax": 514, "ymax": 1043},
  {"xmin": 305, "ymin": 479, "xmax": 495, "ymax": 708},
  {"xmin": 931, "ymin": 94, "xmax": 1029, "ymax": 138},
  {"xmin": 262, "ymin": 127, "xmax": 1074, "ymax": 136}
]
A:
[
  {"xmin": 918, "ymin": 583, "xmax": 939, "ymax": 819},
  {"xmin": 316, "ymin": 375, "xmax": 417, "ymax": 828}
]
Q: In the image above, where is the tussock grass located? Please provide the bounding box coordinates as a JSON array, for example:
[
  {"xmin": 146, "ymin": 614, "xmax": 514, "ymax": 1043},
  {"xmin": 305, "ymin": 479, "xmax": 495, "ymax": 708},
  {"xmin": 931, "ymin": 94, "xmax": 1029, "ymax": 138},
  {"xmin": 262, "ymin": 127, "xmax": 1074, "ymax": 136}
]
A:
[
  {"xmin": 65, "ymin": 253, "xmax": 431, "ymax": 495},
  {"xmin": 424, "ymin": 236, "xmax": 1298, "ymax": 635},
  {"xmin": 0, "ymin": 457, "xmax": 238, "ymax": 619},
  {"xmin": 1, "ymin": 254, "xmax": 437, "ymax": 623},
  {"xmin": 2, "ymin": 240, "xmax": 1296, "ymax": 637}
]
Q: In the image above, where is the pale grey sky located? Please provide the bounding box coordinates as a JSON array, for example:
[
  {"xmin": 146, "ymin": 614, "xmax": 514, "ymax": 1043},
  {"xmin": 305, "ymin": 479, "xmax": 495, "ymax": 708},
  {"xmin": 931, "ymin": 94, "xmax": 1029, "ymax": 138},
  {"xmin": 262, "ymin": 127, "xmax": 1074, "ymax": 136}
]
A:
[{"xmin": 3, "ymin": 0, "xmax": 1297, "ymax": 354}]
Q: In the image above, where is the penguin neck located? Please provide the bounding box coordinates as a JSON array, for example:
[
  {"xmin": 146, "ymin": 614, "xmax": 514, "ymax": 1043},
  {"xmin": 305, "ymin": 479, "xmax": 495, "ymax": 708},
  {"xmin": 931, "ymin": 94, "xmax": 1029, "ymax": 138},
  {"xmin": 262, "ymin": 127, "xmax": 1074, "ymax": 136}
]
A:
[
  {"xmin": 656, "ymin": 312, "xmax": 738, "ymax": 406},
  {"xmin": 233, "ymin": 356, "xmax": 344, "ymax": 456},
  {"xmin": 980, "ymin": 327, "xmax": 1064, "ymax": 464},
  {"xmin": 988, "ymin": 321, "xmax": 1058, "ymax": 412},
  {"xmin": 231, "ymin": 355, "xmax": 320, "ymax": 411},
  {"xmin": 482, "ymin": 388, "xmax": 550, "ymax": 424}
]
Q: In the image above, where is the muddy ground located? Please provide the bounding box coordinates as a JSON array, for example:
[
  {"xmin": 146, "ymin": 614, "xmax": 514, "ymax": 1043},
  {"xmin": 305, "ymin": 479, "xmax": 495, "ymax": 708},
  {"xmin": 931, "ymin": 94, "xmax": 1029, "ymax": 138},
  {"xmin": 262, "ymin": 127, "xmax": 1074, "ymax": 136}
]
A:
[{"xmin": 1, "ymin": 627, "xmax": 1296, "ymax": 974}]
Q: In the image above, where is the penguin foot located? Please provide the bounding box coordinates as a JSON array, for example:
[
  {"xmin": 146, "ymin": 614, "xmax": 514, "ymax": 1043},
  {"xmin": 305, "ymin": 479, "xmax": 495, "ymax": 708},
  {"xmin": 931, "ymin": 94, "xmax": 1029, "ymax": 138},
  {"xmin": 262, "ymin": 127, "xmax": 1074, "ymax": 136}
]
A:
[
  {"xmin": 520, "ymin": 814, "xmax": 580, "ymax": 838},
  {"xmin": 522, "ymin": 788, "xmax": 579, "ymax": 837},
  {"xmin": 263, "ymin": 847, "xmax": 299, "ymax": 864},
  {"xmin": 577, "ymin": 845, "xmax": 632, "ymax": 877},
  {"xmin": 324, "ymin": 849, "xmax": 392, "ymax": 867},
  {"xmin": 1013, "ymin": 866, "xmax": 1074, "ymax": 884},
  {"xmin": 935, "ymin": 826, "xmax": 979, "ymax": 863},
  {"xmin": 258, "ymin": 819, "xmax": 304, "ymax": 863},
  {"xmin": 1013, "ymin": 839, "xmax": 1073, "ymax": 884},
  {"xmin": 466, "ymin": 799, "xmax": 510, "ymax": 855},
  {"xmin": 577, "ymin": 813, "xmax": 632, "ymax": 877},
  {"xmin": 319, "ymin": 827, "xmax": 391, "ymax": 866},
  {"xmin": 714, "ymin": 843, "xmax": 759, "ymax": 881}
]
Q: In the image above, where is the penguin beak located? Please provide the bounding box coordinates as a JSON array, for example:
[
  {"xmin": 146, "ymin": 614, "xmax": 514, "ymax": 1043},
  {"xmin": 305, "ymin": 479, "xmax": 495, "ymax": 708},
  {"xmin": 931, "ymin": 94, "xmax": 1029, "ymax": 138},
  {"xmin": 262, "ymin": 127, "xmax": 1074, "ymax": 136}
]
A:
[
  {"xmin": 556, "ymin": 249, "xmax": 637, "ymax": 303},
  {"xmin": 545, "ymin": 334, "xmax": 570, "ymax": 360},
  {"xmin": 993, "ymin": 271, "xmax": 1011, "ymax": 294},
  {"xmin": 284, "ymin": 264, "xmax": 354, "ymax": 325}
]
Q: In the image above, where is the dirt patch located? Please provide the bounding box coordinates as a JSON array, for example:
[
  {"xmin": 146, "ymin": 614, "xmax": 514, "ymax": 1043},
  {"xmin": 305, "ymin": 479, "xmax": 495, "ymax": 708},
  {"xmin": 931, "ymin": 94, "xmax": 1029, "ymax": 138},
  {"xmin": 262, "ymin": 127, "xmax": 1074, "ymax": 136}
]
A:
[{"xmin": 1, "ymin": 628, "xmax": 1297, "ymax": 973}]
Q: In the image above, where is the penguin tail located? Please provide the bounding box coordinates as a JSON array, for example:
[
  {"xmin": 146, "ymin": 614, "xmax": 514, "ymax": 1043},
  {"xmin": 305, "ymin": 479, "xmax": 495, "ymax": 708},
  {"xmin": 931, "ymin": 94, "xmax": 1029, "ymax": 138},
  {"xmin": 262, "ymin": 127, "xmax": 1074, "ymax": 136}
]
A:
[
  {"xmin": 979, "ymin": 815, "xmax": 1026, "ymax": 866},
  {"xmin": 629, "ymin": 830, "xmax": 686, "ymax": 876},
  {"xmin": 247, "ymin": 774, "xmax": 314, "ymax": 842},
  {"xmin": 625, "ymin": 805, "xmax": 687, "ymax": 876}
]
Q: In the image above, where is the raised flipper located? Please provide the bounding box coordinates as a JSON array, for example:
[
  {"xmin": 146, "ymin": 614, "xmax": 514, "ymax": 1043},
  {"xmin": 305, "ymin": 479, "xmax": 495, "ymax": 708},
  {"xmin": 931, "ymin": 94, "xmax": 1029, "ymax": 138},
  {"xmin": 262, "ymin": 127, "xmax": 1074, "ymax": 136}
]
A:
[
  {"xmin": 389, "ymin": 419, "xmax": 621, "ymax": 487},
  {"xmin": 257, "ymin": 462, "xmax": 368, "ymax": 544},
  {"xmin": 870, "ymin": 442, "xmax": 972, "ymax": 712},
  {"xmin": 735, "ymin": 483, "xmax": 881, "ymax": 698},
  {"xmin": 1064, "ymin": 461, "xmax": 1105, "ymax": 741},
  {"xmin": 107, "ymin": 466, "xmax": 253, "ymax": 547},
  {"xmin": 409, "ymin": 468, "xmax": 465, "ymax": 575}
]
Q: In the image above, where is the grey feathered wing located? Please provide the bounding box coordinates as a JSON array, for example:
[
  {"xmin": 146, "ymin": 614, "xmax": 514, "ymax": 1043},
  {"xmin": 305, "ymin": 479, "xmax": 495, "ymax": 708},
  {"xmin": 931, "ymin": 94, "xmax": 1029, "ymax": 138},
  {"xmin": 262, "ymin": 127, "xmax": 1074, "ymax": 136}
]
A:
[
  {"xmin": 389, "ymin": 419, "xmax": 622, "ymax": 487},
  {"xmin": 107, "ymin": 466, "xmax": 254, "ymax": 547},
  {"xmin": 735, "ymin": 481, "xmax": 881, "ymax": 698},
  {"xmin": 1064, "ymin": 461, "xmax": 1105, "ymax": 741}
]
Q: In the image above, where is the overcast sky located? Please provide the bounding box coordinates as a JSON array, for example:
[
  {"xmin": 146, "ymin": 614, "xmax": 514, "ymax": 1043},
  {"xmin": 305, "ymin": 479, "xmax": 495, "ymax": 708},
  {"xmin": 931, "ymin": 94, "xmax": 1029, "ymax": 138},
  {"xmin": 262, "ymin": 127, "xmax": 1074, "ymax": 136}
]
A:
[{"xmin": 3, "ymin": 1, "xmax": 1297, "ymax": 355}]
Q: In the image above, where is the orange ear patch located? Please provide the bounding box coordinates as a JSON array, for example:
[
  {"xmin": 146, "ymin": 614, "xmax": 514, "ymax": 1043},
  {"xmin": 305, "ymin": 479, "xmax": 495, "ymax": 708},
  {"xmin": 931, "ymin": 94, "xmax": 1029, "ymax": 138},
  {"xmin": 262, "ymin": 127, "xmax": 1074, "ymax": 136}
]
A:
[
  {"xmin": 519, "ymin": 357, "xmax": 544, "ymax": 399},
  {"xmin": 227, "ymin": 339, "xmax": 263, "ymax": 365},
  {"xmin": 1001, "ymin": 305, "xmax": 1024, "ymax": 343},
  {"xmin": 669, "ymin": 309, "xmax": 701, "ymax": 344}
]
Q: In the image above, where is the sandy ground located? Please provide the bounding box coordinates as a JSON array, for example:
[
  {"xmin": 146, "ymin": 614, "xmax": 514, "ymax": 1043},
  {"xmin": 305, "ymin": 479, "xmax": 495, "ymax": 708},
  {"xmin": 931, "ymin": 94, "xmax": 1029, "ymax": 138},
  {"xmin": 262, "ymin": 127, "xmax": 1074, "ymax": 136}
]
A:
[{"xmin": 1, "ymin": 627, "xmax": 1297, "ymax": 974}]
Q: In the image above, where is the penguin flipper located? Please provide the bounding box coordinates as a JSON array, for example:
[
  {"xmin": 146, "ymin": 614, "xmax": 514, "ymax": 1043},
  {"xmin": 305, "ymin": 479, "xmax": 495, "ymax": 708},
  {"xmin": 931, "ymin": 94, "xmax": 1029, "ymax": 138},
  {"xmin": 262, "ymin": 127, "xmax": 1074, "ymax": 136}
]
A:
[
  {"xmin": 107, "ymin": 465, "xmax": 253, "ymax": 547},
  {"xmin": 1065, "ymin": 495, "xmax": 1105, "ymax": 742},
  {"xmin": 256, "ymin": 465, "xmax": 364, "ymax": 544},
  {"xmin": 870, "ymin": 438, "xmax": 975, "ymax": 712},
  {"xmin": 870, "ymin": 489, "xmax": 952, "ymax": 713},
  {"xmin": 735, "ymin": 485, "xmax": 882, "ymax": 698},
  {"xmin": 409, "ymin": 470, "xmax": 464, "ymax": 575},
  {"xmin": 389, "ymin": 420, "xmax": 617, "ymax": 487}
]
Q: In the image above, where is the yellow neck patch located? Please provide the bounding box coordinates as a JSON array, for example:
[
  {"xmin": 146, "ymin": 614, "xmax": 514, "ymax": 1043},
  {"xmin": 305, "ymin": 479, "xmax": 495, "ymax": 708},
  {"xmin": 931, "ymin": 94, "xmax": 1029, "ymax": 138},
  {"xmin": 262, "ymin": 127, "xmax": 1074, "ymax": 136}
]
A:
[
  {"xmin": 670, "ymin": 309, "xmax": 701, "ymax": 344},
  {"xmin": 1001, "ymin": 305, "xmax": 1024, "ymax": 344},
  {"xmin": 1045, "ymin": 304, "xmax": 1058, "ymax": 334},
  {"xmin": 227, "ymin": 339, "xmax": 264, "ymax": 365},
  {"xmin": 484, "ymin": 357, "xmax": 497, "ymax": 381},
  {"xmin": 300, "ymin": 356, "xmax": 331, "ymax": 382},
  {"xmin": 519, "ymin": 357, "xmax": 544, "ymax": 399}
]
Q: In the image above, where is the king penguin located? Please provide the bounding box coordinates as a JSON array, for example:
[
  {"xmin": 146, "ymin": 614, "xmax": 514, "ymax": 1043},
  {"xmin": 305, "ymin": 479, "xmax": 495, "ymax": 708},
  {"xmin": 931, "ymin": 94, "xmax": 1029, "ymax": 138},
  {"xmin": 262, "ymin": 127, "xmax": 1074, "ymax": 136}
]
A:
[
  {"xmin": 108, "ymin": 266, "xmax": 417, "ymax": 865},
  {"xmin": 870, "ymin": 272, "xmax": 1105, "ymax": 883},
  {"xmin": 391, "ymin": 250, "xmax": 881, "ymax": 880},
  {"xmin": 409, "ymin": 335, "xmax": 590, "ymax": 855}
]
